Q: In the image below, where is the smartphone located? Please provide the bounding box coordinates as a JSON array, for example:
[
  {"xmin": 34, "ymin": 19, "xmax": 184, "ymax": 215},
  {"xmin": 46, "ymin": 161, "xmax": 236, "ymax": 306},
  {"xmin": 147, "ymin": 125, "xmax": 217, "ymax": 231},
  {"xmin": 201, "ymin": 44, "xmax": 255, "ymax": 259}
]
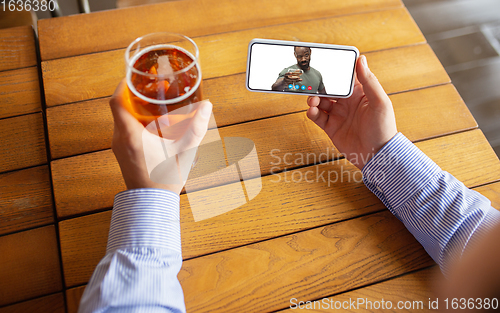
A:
[{"xmin": 246, "ymin": 39, "xmax": 359, "ymax": 98}]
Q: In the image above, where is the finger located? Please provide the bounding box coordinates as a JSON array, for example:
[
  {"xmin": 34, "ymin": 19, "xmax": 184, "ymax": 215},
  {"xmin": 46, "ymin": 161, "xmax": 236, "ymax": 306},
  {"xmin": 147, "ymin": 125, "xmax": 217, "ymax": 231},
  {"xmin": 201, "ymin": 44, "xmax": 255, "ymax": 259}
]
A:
[
  {"xmin": 190, "ymin": 100, "xmax": 212, "ymax": 139},
  {"xmin": 166, "ymin": 100, "xmax": 212, "ymax": 156},
  {"xmin": 306, "ymin": 106, "xmax": 329, "ymax": 130},
  {"xmin": 356, "ymin": 55, "xmax": 391, "ymax": 107},
  {"xmin": 307, "ymin": 96, "xmax": 335, "ymax": 113},
  {"xmin": 109, "ymin": 79, "xmax": 143, "ymax": 131},
  {"xmin": 307, "ymin": 96, "xmax": 320, "ymax": 108}
]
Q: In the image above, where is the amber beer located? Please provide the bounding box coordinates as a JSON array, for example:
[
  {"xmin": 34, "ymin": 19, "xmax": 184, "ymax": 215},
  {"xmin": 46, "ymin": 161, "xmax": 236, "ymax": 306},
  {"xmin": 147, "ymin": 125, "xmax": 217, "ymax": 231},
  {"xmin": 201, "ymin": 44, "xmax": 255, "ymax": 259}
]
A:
[{"xmin": 125, "ymin": 33, "xmax": 202, "ymax": 126}]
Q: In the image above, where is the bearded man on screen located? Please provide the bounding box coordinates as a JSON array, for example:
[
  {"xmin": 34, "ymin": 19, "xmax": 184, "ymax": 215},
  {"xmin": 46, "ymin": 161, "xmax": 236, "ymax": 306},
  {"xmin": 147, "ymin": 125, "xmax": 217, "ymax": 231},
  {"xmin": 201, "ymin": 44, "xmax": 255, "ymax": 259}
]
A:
[{"xmin": 272, "ymin": 46, "xmax": 327, "ymax": 94}]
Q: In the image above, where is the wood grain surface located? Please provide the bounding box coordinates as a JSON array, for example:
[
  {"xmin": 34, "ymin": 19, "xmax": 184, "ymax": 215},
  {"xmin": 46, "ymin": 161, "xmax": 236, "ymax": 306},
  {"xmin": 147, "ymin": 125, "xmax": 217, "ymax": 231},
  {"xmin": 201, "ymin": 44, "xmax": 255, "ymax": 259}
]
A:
[
  {"xmin": 37, "ymin": 0, "xmax": 402, "ymax": 60},
  {"xmin": 418, "ymin": 130, "xmax": 500, "ymax": 188},
  {"xmin": 0, "ymin": 166, "xmax": 53, "ymax": 236},
  {"xmin": 59, "ymin": 212, "xmax": 111, "ymax": 287},
  {"xmin": 41, "ymin": 8, "xmax": 424, "ymax": 107},
  {"xmin": 47, "ymin": 80, "xmax": 469, "ymax": 161},
  {"xmin": 0, "ymin": 113, "xmax": 47, "ymax": 173},
  {"xmin": 282, "ymin": 267, "xmax": 442, "ymax": 312},
  {"xmin": 46, "ymin": 98, "xmax": 114, "ymax": 159},
  {"xmin": 0, "ymin": 226, "xmax": 62, "ymax": 306},
  {"xmin": 179, "ymin": 210, "xmax": 435, "ymax": 312},
  {"xmin": 62, "ymin": 211, "xmax": 435, "ymax": 311},
  {"xmin": 0, "ymin": 293, "xmax": 65, "ymax": 313},
  {"xmin": 0, "ymin": 67, "xmax": 41, "ymax": 119},
  {"xmin": 0, "ymin": 26, "xmax": 37, "ymax": 72},
  {"xmin": 60, "ymin": 180, "xmax": 500, "ymax": 310},
  {"xmin": 66, "ymin": 286, "xmax": 86, "ymax": 313},
  {"xmin": 51, "ymin": 91, "xmax": 477, "ymax": 219},
  {"xmin": 475, "ymin": 183, "xmax": 500, "ymax": 209},
  {"xmin": 57, "ymin": 130, "xmax": 500, "ymax": 287},
  {"xmin": 51, "ymin": 150, "xmax": 126, "ymax": 218},
  {"xmin": 65, "ymin": 267, "xmax": 441, "ymax": 313}
]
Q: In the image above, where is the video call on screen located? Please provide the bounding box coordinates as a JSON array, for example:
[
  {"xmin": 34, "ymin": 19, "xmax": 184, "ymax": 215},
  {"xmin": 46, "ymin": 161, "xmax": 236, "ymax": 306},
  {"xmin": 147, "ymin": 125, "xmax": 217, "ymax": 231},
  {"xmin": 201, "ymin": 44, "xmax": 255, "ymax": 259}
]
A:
[{"xmin": 248, "ymin": 43, "xmax": 357, "ymax": 97}]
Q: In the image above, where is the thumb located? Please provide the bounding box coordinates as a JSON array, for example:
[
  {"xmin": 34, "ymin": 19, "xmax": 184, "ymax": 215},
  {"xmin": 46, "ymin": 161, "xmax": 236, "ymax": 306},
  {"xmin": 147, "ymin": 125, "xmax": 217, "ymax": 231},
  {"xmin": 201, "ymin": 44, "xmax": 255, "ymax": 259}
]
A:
[
  {"xmin": 190, "ymin": 100, "xmax": 213, "ymax": 140},
  {"xmin": 356, "ymin": 55, "xmax": 390, "ymax": 106}
]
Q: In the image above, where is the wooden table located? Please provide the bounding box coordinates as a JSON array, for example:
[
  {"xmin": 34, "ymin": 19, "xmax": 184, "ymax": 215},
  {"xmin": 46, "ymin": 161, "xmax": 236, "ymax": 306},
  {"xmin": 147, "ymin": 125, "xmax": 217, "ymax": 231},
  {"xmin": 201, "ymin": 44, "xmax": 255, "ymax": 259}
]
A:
[
  {"xmin": 1, "ymin": 0, "xmax": 500, "ymax": 312},
  {"xmin": 0, "ymin": 26, "xmax": 64, "ymax": 312}
]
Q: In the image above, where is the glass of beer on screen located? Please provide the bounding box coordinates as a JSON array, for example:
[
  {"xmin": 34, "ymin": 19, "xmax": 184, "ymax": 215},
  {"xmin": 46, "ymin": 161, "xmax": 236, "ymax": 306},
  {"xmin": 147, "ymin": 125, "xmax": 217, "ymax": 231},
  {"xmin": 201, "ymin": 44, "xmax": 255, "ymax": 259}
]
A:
[{"xmin": 125, "ymin": 32, "xmax": 202, "ymax": 126}]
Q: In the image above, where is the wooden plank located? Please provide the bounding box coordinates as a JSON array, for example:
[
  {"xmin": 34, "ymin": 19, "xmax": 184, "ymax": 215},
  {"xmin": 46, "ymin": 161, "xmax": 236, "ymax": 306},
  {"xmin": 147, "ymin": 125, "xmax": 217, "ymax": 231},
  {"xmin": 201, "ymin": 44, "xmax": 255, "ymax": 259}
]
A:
[
  {"xmin": 66, "ymin": 286, "xmax": 86, "ymax": 313},
  {"xmin": 46, "ymin": 98, "xmax": 113, "ymax": 159},
  {"xmin": 0, "ymin": 26, "xmax": 37, "ymax": 72},
  {"xmin": 42, "ymin": 8, "xmax": 425, "ymax": 107},
  {"xmin": 47, "ymin": 43, "xmax": 451, "ymax": 160},
  {"xmin": 0, "ymin": 293, "xmax": 65, "ymax": 313},
  {"xmin": 0, "ymin": 10, "xmax": 36, "ymax": 31},
  {"xmin": 0, "ymin": 113, "xmax": 47, "ymax": 173},
  {"xmin": 0, "ymin": 226, "xmax": 62, "ymax": 306},
  {"xmin": 475, "ymin": 182, "xmax": 500, "ymax": 209},
  {"xmin": 37, "ymin": 0, "xmax": 402, "ymax": 60},
  {"xmin": 419, "ymin": 130, "xmax": 500, "ymax": 188},
  {"xmin": 178, "ymin": 210, "xmax": 435, "ymax": 312},
  {"xmin": 0, "ymin": 166, "xmax": 54, "ymax": 236},
  {"xmin": 0, "ymin": 67, "xmax": 42, "ymax": 119},
  {"xmin": 59, "ymin": 211, "xmax": 111, "ymax": 288},
  {"xmin": 282, "ymin": 267, "xmax": 441, "ymax": 312},
  {"xmin": 391, "ymin": 84, "xmax": 476, "ymax": 141},
  {"xmin": 51, "ymin": 150, "xmax": 125, "ymax": 218},
  {"xmin": 58, "ymin": 130, "xmax": 500, "ymax": 287}
]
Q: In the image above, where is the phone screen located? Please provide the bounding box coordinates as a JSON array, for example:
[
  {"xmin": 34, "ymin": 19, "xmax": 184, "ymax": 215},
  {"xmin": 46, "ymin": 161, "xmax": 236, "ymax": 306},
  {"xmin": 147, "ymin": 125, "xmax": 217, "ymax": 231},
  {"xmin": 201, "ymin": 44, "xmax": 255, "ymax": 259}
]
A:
[{"xmin": 247, "ymin": 41, "xmax": 358, "ymax": 98}]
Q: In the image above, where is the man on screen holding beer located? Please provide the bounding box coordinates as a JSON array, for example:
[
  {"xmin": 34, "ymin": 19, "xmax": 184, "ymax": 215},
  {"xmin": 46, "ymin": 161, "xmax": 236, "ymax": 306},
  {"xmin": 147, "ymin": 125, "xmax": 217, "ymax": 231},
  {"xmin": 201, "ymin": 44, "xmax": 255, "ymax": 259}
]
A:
[{"xmin": 271, "ymin": 46, "xmax": 327, "ymax": 94}]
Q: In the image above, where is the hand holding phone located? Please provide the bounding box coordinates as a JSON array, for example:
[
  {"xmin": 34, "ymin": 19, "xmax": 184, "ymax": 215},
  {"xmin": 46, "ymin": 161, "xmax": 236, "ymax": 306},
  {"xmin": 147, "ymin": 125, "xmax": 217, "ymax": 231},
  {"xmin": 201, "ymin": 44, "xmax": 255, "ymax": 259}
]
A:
[
  {"xmin": 306, "ymin": 56, "xmax": 398, "ymax": 169},
  {"xmin": 246, "ymin": 39, "xmax": 358, "ymax": 98}
]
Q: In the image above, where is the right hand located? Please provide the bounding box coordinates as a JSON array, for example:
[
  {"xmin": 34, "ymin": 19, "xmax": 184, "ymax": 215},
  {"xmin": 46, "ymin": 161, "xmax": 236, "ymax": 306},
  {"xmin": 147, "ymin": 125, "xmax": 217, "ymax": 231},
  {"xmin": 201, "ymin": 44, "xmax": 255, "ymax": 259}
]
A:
[
  {"xmin": 306, "ymin": 55, "xmax": 397, "ymax": 170},
  {"xmin": 109, "ymin": 79, "xmax": 212, "ymax": 194}
]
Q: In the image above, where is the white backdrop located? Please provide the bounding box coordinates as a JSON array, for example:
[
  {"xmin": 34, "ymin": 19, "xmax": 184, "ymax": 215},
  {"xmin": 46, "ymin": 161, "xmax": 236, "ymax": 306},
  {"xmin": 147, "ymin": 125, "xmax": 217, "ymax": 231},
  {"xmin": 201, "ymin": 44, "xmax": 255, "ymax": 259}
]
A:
[{"xmin": 248, "ymin": 44, "xmax": 357, "ymax": 96}]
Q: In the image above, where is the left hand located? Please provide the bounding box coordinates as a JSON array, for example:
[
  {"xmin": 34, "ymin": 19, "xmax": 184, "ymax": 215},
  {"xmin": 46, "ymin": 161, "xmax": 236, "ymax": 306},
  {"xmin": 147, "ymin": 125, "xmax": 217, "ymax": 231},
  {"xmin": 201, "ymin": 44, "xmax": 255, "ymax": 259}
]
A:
[{"xmin": 306, "ymin": 56, "xmax": 397, "ymax": 169}]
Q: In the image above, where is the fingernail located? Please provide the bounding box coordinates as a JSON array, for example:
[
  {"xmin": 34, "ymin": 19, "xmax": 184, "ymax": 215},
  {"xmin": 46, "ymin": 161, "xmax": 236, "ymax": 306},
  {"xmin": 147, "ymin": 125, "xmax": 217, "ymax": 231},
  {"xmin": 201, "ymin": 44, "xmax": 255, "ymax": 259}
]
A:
[
  {"xmin": 200, "ymin": 101, "xmax": 212, "ymax": 117},
  {"xmin": 361, "ymin": 55, "xmax": 369, "ymax": 69}
]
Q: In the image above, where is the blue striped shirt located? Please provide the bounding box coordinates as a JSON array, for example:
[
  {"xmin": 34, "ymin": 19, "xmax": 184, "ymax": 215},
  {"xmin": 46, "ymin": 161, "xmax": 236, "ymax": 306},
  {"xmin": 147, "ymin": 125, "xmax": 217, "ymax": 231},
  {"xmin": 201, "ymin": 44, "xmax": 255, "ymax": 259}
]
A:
[
  {"xmin": 79, "ymin": 132, "xmax": 500, "ymax": 312},
  {"xmin": 363, "ymin": 132, "xmax": 500, "ymax": 275},
  {"xmin": 78, "ymin": 189, "xmax": 185, "ymax": 313}
]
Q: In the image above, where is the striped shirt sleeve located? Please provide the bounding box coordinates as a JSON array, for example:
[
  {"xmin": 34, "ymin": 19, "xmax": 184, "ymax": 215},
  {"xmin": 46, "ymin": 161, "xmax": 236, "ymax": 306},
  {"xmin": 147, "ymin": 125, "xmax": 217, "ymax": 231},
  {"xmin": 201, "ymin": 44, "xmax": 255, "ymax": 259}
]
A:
[
  {"xmin": 78, "ymin": 188, "xmax": 186, "ymax": 313},
  {"xmin": 362, "ymin": 132, "xmax": 500, "ymax": 276}
]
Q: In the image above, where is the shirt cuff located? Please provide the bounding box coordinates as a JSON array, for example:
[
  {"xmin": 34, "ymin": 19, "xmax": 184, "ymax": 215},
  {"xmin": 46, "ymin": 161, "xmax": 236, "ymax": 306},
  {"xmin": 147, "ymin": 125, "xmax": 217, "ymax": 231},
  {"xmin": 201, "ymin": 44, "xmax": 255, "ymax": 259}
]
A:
[
  {"xmin": 106, "ymin": 188, "xmax": 181, "ymax": 254},
  {"xmin": 362, "ymin": 133, "xmax": 441, "ymax": 215}
]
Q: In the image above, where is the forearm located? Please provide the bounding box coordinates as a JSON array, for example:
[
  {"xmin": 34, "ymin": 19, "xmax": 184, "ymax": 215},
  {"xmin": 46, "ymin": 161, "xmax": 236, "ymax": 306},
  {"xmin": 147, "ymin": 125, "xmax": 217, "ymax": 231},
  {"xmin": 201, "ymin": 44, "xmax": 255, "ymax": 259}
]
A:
[
  {"xmin": 362, "ymin": 133, "xmax": 500, "ymax": 275},
  {"xmin": 78, "ymin": 189, "xmax": 185, "ymax": 313}
]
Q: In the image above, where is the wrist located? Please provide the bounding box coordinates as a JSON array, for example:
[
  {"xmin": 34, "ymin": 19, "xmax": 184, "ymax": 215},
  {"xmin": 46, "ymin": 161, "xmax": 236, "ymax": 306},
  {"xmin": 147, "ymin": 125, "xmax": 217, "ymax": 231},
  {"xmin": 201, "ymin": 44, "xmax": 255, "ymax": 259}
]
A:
[{"xmin": 361, "ymin": 132, "xmax": 441, "ymax": 211}]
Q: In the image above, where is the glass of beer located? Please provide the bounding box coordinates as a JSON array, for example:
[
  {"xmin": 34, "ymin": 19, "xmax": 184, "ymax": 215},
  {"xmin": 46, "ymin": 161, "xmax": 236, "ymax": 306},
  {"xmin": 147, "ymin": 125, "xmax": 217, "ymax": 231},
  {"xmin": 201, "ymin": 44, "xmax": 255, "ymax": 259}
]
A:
[
  {"xmin": 125, "ymin": 32, "xmax": 203, "ymax": 170},
  {"xmin": 125, "ymin": 32, "xmax": 202, "ymax": 126}
]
